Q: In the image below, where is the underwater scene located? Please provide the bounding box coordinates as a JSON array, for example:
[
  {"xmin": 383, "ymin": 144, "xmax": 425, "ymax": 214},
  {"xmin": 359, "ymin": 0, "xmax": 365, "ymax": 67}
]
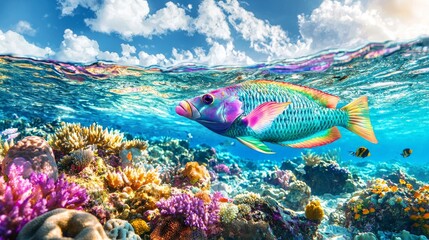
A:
[{"xmin": 1, "ymin": 38, "xmax": 429, "ymax": 240}]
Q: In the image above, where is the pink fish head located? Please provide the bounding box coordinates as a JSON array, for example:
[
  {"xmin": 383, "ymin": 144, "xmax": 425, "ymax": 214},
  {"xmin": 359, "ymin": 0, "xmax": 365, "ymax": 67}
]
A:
[{"xmin": 176, "ymin": 87, "xmax": 243, "ymax": 134}]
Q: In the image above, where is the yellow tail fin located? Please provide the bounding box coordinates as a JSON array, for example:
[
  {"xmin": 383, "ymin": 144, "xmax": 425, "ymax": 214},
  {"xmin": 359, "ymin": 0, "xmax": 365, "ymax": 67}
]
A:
[{"xmin": 341, "ymin": 96, "xmax": 378, "ymax": 143}]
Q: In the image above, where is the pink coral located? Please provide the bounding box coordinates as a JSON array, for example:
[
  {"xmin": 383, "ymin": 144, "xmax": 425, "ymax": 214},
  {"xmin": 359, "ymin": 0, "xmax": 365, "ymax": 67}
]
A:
[{"xmin": 0, "ymin": 164, "xmax": 88, "ymax": 240}]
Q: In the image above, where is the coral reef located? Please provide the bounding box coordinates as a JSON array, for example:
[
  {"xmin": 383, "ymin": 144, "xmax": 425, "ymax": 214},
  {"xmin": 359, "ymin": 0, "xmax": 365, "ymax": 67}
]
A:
[
  {"xmin": 130, "ymin": 218, "xmax": 150, "ymax": 236},
  {"xmin": 48, "ymin": 122, "xmax": 147, "ymax": 155},
  {"xmin": 105, "ymin": 166, "xmax": 161, "ymax": 191},
  {"xmin": 344, "ymin": 178, "xmax": 429, "ymax": 236},
  {"xmin": 0, "ymin": 165, "xmax": 88, "ymax": 239},
  {"xmin": 156, "ymin": 192, "xmax": 222, "ymax": 232},
  {"xmin": 300, "ymin": 158, "xmax": 355, "ymax": 195},
  {"xmin": 104, "ymin": 218, "xmax": 141, "ymax": 240},
  {"xmin": 181, "ymin": 161, "xmax": 211, "ymax": 190},
  {"xmin": 301, "ymin": 150, "xmax": 323, "ymax": 166},
  {"xmin": 150, "ymin": 216, "xmax": 207, "ymax": 240},
  {"xmin": 128, "ymin": 183, "xmax": 171, "ymax": 218},
  {"xmin": 17, "ymin": 208, "xmax": 108, "ymax": 240},
  {"xmin": 220, "ymin": 202, "xmax": 239, "ymax": 223},
  {"xmin": 2, "ymin": 136, "xmax": 58, "ymax": 179},
  {"xmin": 284, "ymin": 180, "xmax": 311, "ymax": 211}
]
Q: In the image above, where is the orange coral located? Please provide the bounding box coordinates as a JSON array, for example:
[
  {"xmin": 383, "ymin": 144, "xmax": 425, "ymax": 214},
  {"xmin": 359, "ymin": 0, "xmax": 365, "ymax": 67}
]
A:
[
  {"xmin": 182, "ymin": 162, "xmax": 210, "ymax": 186},
  {"xmin": 106, "ymin": 167, "xmax": 161, "ymax": 191},
  {"xmin": 305, "ymin": 199, "xmax": 324, "ymax": 222}
]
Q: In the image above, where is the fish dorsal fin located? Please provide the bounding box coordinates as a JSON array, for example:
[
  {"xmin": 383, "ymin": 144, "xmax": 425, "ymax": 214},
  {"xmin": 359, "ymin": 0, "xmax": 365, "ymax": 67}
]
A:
[
  {"xmin": 250, "ymin": 80, "xmax": 340, "ymax": 108},
  {"xmin": 236, "ymin": 136, "xmax": 275, "ymax": 154},
  {"xmin": 242, "ymin": 101, "xmax": 291, "ymax": 134},
  {"xmin": 280, "ymin": 127, "xmax": 341, "ymax": 148}
]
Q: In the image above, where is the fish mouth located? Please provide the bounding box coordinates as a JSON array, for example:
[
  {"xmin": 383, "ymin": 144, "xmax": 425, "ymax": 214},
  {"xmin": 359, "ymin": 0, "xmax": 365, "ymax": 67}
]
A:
[{"xmin": 175, "ymin": 100, "xmax": 200, "ymax": 119}]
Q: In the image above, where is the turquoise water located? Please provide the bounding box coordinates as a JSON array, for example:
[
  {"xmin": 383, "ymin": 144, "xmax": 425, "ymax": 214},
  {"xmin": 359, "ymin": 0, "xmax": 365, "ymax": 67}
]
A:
[
  {"xmin": 2, "ymin": 38, "xmax": 429, "ymax": 240},
  {"xmin": 1, "ymin": 38, "xmax": 428, "ymax": 163}
]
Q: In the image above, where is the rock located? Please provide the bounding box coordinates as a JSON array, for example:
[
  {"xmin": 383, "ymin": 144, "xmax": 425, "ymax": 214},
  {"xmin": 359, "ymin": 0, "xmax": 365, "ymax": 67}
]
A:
[
  {"xmin": 17, "ymin": 208, "xmax": 108, "ymax": 240},
  {"xmin": 2, "ymin": 136, "xmax": 58, "ymax": 179}
]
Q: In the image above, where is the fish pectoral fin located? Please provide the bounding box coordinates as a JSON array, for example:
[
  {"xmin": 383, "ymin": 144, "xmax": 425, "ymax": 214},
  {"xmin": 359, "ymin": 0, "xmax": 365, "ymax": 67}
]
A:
[
  {"xmin": 280, "ymin": 127, "xmax": 341, "ymax": 148},
  {"xmin": 236, "ymin": 136, "xmax": 275, "ymax": 154},
  {"xmin": 242, "ymin": 101, "xmax": 291, "ymax": 134}
]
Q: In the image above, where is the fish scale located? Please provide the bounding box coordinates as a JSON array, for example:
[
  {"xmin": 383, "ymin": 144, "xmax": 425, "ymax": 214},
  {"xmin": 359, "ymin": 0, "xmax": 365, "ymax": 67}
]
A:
[{"xmin": 225, "ymin": 81, "xmax": 349, "ymax": 143}]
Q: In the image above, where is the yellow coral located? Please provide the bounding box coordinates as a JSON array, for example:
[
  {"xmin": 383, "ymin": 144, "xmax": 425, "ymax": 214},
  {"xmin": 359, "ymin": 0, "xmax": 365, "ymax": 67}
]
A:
[
  {"xmin": 106, "ymin": 171, "xmax": 125, "ymax": 189},
  {"xmin": 0, "ymin": 139, "xmax": 14, "ymax": 157},
  {"xmin": 123, "ymin": 139, "xmax": 148, "ymax": 150},
  {"xmin": 301, "ymin": 150, "xmax": 322, "ymax": 166},
  {"xmin": 129, "ymin": 183, "xmax": 171, "ymax": 216},
  {"xmin": 220, "ymin": 203, "xmax": 239, "ymax": 223},
  {"xmin": 106, "ymin": 167, "xmax": 161, "ymax": 191},
  {"xmin": 48, "ymin": 122, "xmax": 128, "ymax": 154},
  {"xmin": 182, "ymin": 161, "xmax": 210, "ymax": 185},
  {"xmin": 305, "ymin": 199, "xmax": 324, "ymax": 222},
  {"xmin": 130, "ymin": 218, "xmax": 150, "ymax": 235}
]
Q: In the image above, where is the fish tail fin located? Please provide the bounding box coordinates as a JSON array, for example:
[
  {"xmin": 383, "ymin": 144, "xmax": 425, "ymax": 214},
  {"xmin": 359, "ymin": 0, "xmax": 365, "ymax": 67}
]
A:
[{"xmin": 341, "ymin": 96, "xmax": 378, "ymax": 144}]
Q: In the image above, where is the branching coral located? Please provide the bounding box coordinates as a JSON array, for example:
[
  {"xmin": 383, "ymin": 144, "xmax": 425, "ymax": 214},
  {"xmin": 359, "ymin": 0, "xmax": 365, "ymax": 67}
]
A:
[
  {"xmin": 0, "ymin": 139, "xmax": 14, "ymax": 157},
  {"xmin": 48, "ymin": 122, "xmax": 147, "ymax": 155},
  {"xmin": 156, "ymin": 192, "xmax": 223, "ymax": 231},
  {"xmin": 301, "ymin": 150, "xmax": 322, "ymax": 166},
  {"xmin": 0, "ymin": 164, "xmax": 89, "ymax": 239},
  {"xmin": 305, "ymin": 199, "xmax": 324, "ymax": 223},
  {"xmin": 106, "ymin": 166, "xmax": 161, "ymax": 191}
]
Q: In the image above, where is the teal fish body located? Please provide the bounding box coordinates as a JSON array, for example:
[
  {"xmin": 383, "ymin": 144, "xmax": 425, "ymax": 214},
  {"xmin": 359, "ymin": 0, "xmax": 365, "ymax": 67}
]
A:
[
  {"xmin": 176, "ymin": 80, "xmax": 377, "ymax": 154},
  {"xmin": 223, "ymin": 81, "xmax": 348, "ymax": 142}
]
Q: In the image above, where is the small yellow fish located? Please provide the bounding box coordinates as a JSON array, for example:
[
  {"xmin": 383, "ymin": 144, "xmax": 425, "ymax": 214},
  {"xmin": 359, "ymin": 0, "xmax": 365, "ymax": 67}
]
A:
[
  {"xmin": 127, "ymin": 152, "xmax": 133, "ymax": 161},
  {"xmin": 350, "ymin": 147, "xmax": 370, "ymax": 158},
  {"xmin": 401, "ymin": 148, "xmax": 412, "ymax": 158}
]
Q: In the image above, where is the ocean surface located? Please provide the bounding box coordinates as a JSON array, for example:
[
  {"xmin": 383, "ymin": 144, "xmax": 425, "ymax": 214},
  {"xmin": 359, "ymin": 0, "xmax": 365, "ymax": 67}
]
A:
[{"xmin": 1, "ymin": 37, "xmax": 429, "ymax": 239}]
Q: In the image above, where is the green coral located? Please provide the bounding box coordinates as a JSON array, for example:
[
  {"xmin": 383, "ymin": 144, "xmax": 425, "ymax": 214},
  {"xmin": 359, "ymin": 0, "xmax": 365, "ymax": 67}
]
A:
[{"xmin": 220, "ymin": 203, "xmax": 239, "ymax": 223}]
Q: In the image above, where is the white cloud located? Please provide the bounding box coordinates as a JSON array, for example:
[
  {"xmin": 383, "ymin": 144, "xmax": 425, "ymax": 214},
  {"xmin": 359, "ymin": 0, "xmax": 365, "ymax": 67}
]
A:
[
  {"xmin": 55, "ymin": 29, "xmax": 170, "ymax": 66},
  {"xmin": 194, "ymin": 0, "xmax": 231, "ymax": 41},
  {"xmin": 219, "ymin": 0, "xmax": 305, "ymax": 59},
  {"xmin": 171, "ymin": 41, "xmax": 254, "ymax": 66},
  {"xmin": 298, "ymin": 0, "xmax": 429, "ymax": 54},
  {"xmin": 0, "ymin": 30, "xmax": 53, "ymax": 58},
  {"xmin": 56, "ymin": 29, "xmax": 101, "ymax": 63},
  {"xmin": 14, "ymin": 21, "xmax": 36, "ymax": 36},
  {"xmin": 85, "ymin": 0, "xmax": 191, "ymax": 39},
  {"xmin": 58, "ymin": 0, "xmax": 100, "ymax": 16}
]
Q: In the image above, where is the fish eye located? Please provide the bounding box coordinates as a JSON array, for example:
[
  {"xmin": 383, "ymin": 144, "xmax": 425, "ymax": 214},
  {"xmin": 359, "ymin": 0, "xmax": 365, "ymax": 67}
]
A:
[{"xmin": 202, "ymin": 94, "xmax": 214, "ymax": 104}]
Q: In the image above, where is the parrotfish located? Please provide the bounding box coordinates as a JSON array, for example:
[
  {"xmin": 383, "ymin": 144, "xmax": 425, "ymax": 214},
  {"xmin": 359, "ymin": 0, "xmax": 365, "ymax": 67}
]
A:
[{"xmin": 175, "ymin": 80, "xmax": 378, "ymax": 154}]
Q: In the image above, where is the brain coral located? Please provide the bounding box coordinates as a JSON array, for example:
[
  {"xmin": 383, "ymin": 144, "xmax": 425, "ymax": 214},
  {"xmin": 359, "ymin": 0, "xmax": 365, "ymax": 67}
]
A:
[{"xmin": 17, "ymin": 208, "xmax": 108, "ymax": 240}]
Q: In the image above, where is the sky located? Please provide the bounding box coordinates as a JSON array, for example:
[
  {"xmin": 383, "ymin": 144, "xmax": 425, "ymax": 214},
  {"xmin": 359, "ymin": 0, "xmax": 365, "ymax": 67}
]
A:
[{"xmin": 0, "ymin": 0, "xmax": 428, "ymax": 67}]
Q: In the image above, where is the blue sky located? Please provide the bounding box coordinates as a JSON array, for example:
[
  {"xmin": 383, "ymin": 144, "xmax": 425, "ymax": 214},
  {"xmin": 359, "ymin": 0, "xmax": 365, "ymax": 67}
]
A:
[{"xmin": 0, "ymin": 0, "xmax": 428, "ymax": 66}]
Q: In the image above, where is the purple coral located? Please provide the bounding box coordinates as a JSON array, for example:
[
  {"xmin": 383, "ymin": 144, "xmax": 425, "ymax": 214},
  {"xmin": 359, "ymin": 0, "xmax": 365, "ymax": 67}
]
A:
[
  {"xmin": 213, "ymin": 164, "xmax": 231, "ymax": 175},
  {"xmin": 0, "ymin": 164, "xmax": 88, "ymax": 240},
  {"xmin": 156, "ymin": 192, "xmax": 222, "ymax": 231}
]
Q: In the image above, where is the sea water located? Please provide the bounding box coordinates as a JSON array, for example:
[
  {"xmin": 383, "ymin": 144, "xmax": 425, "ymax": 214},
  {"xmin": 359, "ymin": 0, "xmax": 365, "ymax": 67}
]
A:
[{"xmin": 1, "ymin": 37, "xmax": 429, "ymax": 239}]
